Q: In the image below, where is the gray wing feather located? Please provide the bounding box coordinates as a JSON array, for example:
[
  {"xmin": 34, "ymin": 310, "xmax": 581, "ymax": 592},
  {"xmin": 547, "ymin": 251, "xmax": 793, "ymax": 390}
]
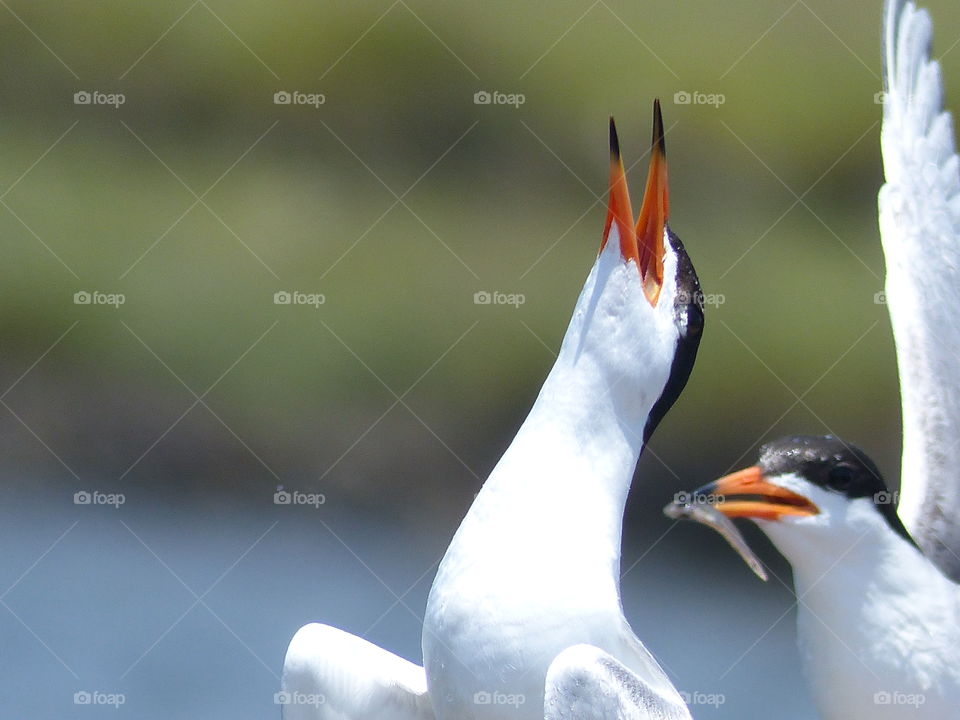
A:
[
  {"xmin": 880, "ymin": 0, "xmax": 960, "ymax": 581},
  {"xmin": 544, "ymin": 645, "xmax": 692, "ymax": 720}
]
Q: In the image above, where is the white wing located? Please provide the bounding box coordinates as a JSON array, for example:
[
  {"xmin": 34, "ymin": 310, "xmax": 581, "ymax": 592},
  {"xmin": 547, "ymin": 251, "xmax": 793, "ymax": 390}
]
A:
[
  {"xmin": 544, "ymin": 645, "xmax": 692, "ymax": 720},
  {"xmin": 879, "ymin": 0, "xmax": 960, "ymax": 581},
  {"xmin": 280, "ymin": 623, "xmax": 434, "ymax": 720}
]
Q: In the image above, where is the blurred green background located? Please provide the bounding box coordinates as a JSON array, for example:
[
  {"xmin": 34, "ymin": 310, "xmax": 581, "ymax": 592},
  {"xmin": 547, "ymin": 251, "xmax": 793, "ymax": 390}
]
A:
[{"xmin": 3, "ymin": 1, "xmax": 959, "ymax": 718}]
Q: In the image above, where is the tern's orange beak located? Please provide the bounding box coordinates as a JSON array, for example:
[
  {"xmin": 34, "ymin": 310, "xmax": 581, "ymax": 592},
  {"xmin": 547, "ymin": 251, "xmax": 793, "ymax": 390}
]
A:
[
  {"xmin": 600, "ymin": 100, "xmax": 669, "ymax": 306},
  {"xmin": 694, "ymin": 466, "xmax": 820, "ymax": 521}
]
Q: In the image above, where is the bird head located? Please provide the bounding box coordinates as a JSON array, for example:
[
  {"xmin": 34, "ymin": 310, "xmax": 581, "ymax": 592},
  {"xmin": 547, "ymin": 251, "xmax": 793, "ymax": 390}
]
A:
[
  {"xmin": 560, "ymin": 101, "xmax": 703, "ymax": 443},
  {"xmin": 689, "ymin": 435, "xmax": 915, "ymax": 560}
]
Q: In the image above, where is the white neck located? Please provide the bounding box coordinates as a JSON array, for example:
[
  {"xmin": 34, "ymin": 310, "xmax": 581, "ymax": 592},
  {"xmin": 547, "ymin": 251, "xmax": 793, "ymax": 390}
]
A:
[
  {"xmin": 452, "ymin": 238, "xmax": 676, "ymax": 574},
  {"xmin": 762, "ymin": 500, "xmax": 959, "ymax": 719},
  {"xmin": 422, "ymin": 233, "xmax": 682, "ymax": 720}
]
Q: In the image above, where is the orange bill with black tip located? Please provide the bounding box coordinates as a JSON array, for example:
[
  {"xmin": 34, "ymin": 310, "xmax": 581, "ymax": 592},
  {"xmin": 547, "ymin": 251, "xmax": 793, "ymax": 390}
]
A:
[
  {"xmin": 601, "ymin": 117, "xmax": 638, "ymax": 267},
  {"xmin": 635, "ymin": 99, "xmax": 668, "ymax": 306},
  {"xmin": 695, "ymin": 466, "xmax": 820, "ymax": 520}
]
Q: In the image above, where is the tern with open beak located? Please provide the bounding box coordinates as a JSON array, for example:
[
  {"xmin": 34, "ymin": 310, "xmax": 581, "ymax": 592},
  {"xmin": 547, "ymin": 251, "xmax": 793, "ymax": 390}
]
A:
[{"xmin": 282, "ymin": 102, "xmax": 706, "ymax": 720}]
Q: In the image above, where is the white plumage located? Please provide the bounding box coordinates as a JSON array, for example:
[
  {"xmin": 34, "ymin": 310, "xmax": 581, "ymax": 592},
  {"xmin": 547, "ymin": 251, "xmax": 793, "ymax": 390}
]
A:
[
  {"xmin": 879, "ymin": 0, "xmax": 960, "ymax": 580},
  {"xmin": 675, "ymin": 3, "xmax": 960, "ymax": 718},
  {"xmin": 281, "ymin": 111, "xmax": 701, "ymax": 720},
  {"xmin": 281, "ymin": 624, "xmax": 433, "ymax": 720},
  {"xmin": 544, "ymin": 646, "xmax": 691, "ymax": 720}
]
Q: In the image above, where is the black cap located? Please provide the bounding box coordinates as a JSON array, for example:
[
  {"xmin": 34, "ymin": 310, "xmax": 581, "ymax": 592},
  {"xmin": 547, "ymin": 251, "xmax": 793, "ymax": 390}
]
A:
[{"xmin": 759, "ymin": 435, "xmax": 916, "ymax": 545}]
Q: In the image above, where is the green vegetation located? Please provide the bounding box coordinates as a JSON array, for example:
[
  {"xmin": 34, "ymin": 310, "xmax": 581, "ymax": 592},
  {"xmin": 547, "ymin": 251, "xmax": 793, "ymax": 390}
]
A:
[{"xmin": 3, "ymin": 0, "xmax": 956, "ymax": 503}]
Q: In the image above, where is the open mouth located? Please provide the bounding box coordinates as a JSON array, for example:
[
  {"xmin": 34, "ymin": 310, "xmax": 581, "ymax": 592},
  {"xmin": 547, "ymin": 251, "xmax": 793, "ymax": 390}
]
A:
[
  {"xmin": 602, "ymin": 100, "xmax": 668, "ymax": 306},
  {"xmin": 691, "ymin": 466, "xmax": 820, "ymax": 521}
]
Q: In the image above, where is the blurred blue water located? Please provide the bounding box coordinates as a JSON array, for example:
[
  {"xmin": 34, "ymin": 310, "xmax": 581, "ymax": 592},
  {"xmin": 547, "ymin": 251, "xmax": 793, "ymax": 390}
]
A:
[{"xmin": 0, "ymin": 486, "xmax": 814, "ymax": 719}]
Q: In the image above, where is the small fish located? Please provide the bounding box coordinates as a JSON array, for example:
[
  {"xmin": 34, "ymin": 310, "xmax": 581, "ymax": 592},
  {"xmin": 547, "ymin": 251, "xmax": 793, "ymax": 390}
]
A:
[{"xmin": 664, "ymin": 499, "xmax": 768, "ymax": 581}]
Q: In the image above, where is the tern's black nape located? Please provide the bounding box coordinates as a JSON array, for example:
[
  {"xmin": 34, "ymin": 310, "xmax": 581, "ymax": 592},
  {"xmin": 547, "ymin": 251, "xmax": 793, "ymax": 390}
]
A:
[
  {"xmin": 642, "ymin": 228, "xmax": 704, "ymax": 445},
  {"xmin": 759, "ymin": 435, "xmax": 917, "ymax": 545}
]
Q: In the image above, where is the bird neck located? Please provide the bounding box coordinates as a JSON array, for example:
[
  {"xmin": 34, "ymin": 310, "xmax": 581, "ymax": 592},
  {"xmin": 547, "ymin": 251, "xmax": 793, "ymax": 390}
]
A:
[
  {"xmin": 447, "ymin": 247, "xmax": 671, "ymax": 581},
  {"xmin": 767, "ymin": 502, "xmax": 938, "ymax": 604},
  {"xmin": 461, "ymin": 336, "xmax": 655, "ymax": 576}
]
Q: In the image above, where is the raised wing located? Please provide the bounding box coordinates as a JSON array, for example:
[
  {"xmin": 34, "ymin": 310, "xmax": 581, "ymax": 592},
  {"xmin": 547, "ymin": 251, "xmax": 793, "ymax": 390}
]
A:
[
  {"xmin": 280, "ymin": 623, "xmax": 434, "ymax": 720},
  {"xmin": 544, "ymin": 645, "xmax": 692, "ymax": 720},
  {"xmin": 879, "ymin": 0, "xmax": 960, "ymax": 581}
]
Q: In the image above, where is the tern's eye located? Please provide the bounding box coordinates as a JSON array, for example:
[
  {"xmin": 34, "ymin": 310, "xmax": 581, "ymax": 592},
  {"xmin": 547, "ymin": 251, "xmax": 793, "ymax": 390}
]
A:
[{"xmin": 827, "ymin": 465, "xmax": 854, "ymax": 491}]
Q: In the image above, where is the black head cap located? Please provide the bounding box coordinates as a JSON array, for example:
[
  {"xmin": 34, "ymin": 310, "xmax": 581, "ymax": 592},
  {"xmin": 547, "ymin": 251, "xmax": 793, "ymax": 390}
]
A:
[
  {"xmin": 642, "ymin": 228, "xmax": 704, "ymax": 444},
  {"xmin": 759, "ymin": 435, "xmax": 916, "ymax": 544}
]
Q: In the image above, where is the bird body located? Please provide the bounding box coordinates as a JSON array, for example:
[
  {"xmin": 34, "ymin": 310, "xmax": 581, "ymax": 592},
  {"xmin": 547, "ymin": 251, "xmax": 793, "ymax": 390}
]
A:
[
  {"xmin": 282, "ymin": 107, "xmax": 703, "ymax": 720},
  {"xmin": 672, "ymin": 2, "xmax": 960, "ymax": 716},
  {"xmin": 423, "ymin": 227, "xmax": 686, "ymax": 719},
  {"xmin": 759, "ymin": 468, "xmax": 960, "ymax": 719}
]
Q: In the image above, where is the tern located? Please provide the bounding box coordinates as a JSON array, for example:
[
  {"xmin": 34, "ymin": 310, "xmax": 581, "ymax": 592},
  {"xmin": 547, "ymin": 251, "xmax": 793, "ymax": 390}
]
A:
[
  {"xmin": 673, "ymin": 2, "xmax": 960, "ymax": 718},
  {"xmin": 281, "ymin": 102, "xmax": 705, "ymax": 720}
]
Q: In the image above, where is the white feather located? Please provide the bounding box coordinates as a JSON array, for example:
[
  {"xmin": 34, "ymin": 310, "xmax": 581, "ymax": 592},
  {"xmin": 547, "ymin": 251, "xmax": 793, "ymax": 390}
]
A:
[
  {"xmin": 757, "ymin": 476, "xmax": 960, "ymax": 720},
  {"xmin": 280, "ymin": 623, "xmax": 433, "ymax": 720},
  {"xmin": 544, "ymin": 645, "xmax": 692, "ymax": 720},
  {"xmin": 879, "ymin": 0, "xmax": 960, "ymax": 580},
  {"xmin": 422, "ymin": 232, "xmax": 688, "ymax": 720}
]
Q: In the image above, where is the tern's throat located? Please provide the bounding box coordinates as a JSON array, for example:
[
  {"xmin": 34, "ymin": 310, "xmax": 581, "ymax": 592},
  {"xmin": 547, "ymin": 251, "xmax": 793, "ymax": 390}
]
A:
[{"xmin": 471, "ymin": 252, "xmax": 674, "ymax": 538}]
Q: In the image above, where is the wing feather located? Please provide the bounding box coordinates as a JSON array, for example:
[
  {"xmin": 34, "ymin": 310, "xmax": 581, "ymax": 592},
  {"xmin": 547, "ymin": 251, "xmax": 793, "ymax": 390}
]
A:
[
  {"xmin": 544, "ymin": 645, "xmax": 691, "ymax": 720},
  {"xmin": 280, "ymin": 623, "xmax": 434, "ymax": 720},
  {"xmin": 879, "ymin": 0, "xmax": 960, "ymax": 581}
]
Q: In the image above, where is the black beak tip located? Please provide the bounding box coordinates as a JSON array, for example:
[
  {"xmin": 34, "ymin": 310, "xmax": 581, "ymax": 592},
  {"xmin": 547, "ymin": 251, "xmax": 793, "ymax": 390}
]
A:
[
  {"xmin": 609, "ymin": 116, "xmax": 621, "ymax": 161},
  {"xmin": 652, "ymin": 99, "xmax": 666, "ymax": 157}
]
